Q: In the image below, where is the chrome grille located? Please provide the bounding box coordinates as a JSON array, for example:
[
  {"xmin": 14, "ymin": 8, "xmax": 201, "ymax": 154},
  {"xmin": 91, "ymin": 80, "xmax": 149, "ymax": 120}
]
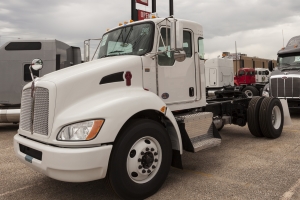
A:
[
  {"xmin": 20, "ymin": 89, "xmax": 32, "ymax": 132},
  {"xmin": 19, "ymin": 87, "xmax": 49, "ymax": 135},
  {"xmin": 33, "ymin": 88, "xmax": 49, "ymax": 135},
  {"xmin": 271, "ymin": 77, "xmax": 300, "ymax": 98}
]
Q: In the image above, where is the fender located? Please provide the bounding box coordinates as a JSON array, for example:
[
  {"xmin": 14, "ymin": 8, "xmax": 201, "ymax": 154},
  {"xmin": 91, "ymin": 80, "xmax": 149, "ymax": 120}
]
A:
[
  {"xmin": 51, "ymin": 88, "xmax": 183, "ymax": 153},
  {"xmin": 280, "ymin": 99, "xmax": 292, "ymax": 126}
]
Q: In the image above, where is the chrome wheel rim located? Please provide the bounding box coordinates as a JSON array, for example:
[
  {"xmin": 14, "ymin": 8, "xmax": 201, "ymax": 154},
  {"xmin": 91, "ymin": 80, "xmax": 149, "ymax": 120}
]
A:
[
  {"xmin": 244, "ymin": 90, "xmax": 253, "ymax": 98},
  {"xmin": 127, "ymin": 136, "xmax": 162, "ymax": 183},
  {"xmin": 271, "ymin": 106, "xmax": 281, "ymax": 129}
]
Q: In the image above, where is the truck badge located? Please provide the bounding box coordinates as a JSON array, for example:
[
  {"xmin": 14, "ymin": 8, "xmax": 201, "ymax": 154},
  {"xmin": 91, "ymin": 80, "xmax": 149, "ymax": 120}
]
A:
[
  {"xmin": 282, "ymin": 76, "xmax": 288, "ymax": 79},
  {"xmin": 161, "ymin": 93, "xmax": 169, "ymax": 99}
]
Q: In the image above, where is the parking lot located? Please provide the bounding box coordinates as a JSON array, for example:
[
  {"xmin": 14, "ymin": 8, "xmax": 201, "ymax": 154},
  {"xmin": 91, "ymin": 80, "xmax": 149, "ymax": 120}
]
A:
[{"xmin": 0, "ymin": 111, "xmax": 299, "ymax": 200}]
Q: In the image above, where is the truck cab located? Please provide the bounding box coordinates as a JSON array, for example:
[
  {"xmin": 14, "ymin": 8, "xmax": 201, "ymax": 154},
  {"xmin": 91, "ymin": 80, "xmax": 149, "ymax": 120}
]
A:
[
  {"xmin": 263, "ymin": 35, "xmax": 300, "ymax": 108},
  {"xmin": 14, "ymin": 17, "xmax": 290, "ymax": 200},
  {"xmin": 235, "ymin": 68, "xmax": 255, "ymax": 85},
  {"xmin": 255, "ymin": 68, "xmax": 270, "ymax": 83}
]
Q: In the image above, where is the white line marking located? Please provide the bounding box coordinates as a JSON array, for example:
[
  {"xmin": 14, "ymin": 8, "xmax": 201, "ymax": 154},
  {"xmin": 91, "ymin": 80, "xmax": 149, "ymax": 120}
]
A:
[
  {"xmin": 0, "ymin": 182, "xmax": 42, "ymax": 197},
  {"xmin": 281, "ymin": 178, "xmax": 300, "ymax": 200}
]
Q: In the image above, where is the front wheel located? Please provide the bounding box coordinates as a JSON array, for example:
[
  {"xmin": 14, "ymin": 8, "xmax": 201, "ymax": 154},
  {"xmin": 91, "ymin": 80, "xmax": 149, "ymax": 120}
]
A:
[
  {"xmin": 107, "ymin": 119, "xmax": 172, "ymax": 200},
  {"xmin": 242, "ymin": 86, "xmax": 259, "ymax": 98}
]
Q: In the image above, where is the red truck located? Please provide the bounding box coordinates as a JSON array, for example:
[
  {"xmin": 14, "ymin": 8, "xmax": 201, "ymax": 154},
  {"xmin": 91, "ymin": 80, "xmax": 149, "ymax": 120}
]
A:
[{"xmin": 234, "ymin": 68, "xmax": 266, "ymax": 98}]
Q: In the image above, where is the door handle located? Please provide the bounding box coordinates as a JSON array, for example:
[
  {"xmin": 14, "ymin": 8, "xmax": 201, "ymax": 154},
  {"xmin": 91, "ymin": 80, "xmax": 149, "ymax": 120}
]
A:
[{"xmin": 189, "ymin": 87, "xmax": 194, "ymax": 97}]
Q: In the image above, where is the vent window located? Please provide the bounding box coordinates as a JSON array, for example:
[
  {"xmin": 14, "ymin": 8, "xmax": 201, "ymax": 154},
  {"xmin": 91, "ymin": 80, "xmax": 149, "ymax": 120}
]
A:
[{"xmin": 5, "ymin": 42, "xmax": 42, "ymax": 51}]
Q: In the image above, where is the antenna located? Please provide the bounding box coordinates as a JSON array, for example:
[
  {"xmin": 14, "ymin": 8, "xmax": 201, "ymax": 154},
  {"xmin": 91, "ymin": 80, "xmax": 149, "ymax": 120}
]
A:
[
  {"xmin": 282, "ymin": 29, "xmax": 284, "ymax": 47},
  {"xmin": 235, "ymin": 41, "xmax": 238, "ymax": 76}
]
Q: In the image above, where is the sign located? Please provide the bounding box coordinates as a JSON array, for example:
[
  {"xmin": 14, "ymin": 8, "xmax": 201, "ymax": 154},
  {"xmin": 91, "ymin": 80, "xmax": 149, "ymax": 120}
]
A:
[
  {"xmin": 137, "ymin": 9, "xmax": 150, "ymax": 20},
  {"xmin": 136, "ymin": 0, "xmax": 148, "ymax": 6}
]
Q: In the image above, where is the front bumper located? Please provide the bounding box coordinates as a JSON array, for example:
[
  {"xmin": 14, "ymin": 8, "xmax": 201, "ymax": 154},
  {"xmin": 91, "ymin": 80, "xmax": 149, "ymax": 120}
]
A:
[{"xmin": 14, "ymin": 134, "xmax": 112, "ymax": 182}]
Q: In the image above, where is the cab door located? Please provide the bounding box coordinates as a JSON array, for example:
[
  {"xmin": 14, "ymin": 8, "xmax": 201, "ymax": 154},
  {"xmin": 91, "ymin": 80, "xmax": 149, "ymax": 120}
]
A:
[{"xmin": 157, "ymin": 28, "xmax": 196, "ymax": 104}]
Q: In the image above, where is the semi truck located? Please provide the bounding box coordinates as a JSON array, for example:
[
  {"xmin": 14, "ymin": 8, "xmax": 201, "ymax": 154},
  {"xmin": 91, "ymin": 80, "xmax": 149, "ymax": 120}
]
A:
[
  {"xmin": 14, "ymin": 17, "xmax": 291, "ymax": 200},
  {"xmin": 0, "ymin": 40, "xmax": 81, "ymax": 123},
  {"xmin": 262, "ymin": 35, "xmax": 300, "ymax": 108}
]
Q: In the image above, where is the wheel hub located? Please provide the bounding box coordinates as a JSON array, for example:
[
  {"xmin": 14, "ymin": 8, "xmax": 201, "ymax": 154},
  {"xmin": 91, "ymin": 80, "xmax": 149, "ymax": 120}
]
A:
[
  {"xmin": 142, "ymin": 152, "xmax": 154, "ymax": 169},
  {"xmin": 126, "ymin": 137, "xmax": 162, "ymax": 183},
  {"xmin": 244, "ymin": 90, "xmax": 253, "ymax": 98},
  {"xmin": 271, "ymin": 105, "xmax": 281, "ymax": 129}
]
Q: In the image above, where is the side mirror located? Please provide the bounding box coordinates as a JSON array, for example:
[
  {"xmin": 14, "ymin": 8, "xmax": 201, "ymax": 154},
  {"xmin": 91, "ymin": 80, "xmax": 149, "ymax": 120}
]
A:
[
  {"xmin": 31, "ymin": 59, "xmax": 43, "ymax": 71},
  {"xmin": 174, "ymin": 50, "xmax": 186, "ymax": 62},
  {"xmin": 170, "ymin": 20, "xmax": 183, "ymax": 51},
  {"xmin": 268, "ymin": 60, "xmax": 273, "ymax": 72}
]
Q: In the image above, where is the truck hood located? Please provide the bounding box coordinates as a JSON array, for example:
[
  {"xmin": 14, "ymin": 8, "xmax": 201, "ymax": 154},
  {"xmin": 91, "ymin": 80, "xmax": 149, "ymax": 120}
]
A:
[
  {"xmin": 271, "ymin": 69, "xmax": 300, "ymax": 76},
  {"xmin": 40, "ymin": 55, "xmax": 141, "ymax": 84}
]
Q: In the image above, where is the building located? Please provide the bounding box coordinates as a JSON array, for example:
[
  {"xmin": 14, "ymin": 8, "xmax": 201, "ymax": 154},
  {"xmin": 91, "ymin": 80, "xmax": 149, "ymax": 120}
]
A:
[{"xmin": 222, "ymin": 52, "xmax": 277, "ymax": 75}]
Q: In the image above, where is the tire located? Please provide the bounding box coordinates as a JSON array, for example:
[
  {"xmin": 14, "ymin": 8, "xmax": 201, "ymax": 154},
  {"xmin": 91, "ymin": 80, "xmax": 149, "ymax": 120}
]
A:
[
  {"xmin": 259, "ymin": 97, "xmax": 284, "ymax": 139},
  {"xmin": 107, "ymin": 119, "xmax": 172, "ymax": 200},
  {"xmin": 242, "ymin": 86, "xmax": 259, "ymax": 98},
  {"xmin": 247, "ymin": 97, "xmax": 264, "ymax": 137}
]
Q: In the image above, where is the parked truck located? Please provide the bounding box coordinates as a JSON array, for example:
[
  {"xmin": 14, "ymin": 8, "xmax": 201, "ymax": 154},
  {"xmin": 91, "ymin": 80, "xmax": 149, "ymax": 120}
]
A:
[
  {"xmin": 14, "ymin": 17, "xmax": 291, "ymax": 200},
  {"xmin": 234, "ymin": 68, "xmax": 270, "ymax": 97},
  {"xmin": 0, "ymin": 40, "xmax": 81, "ymax": 123},
  {"xmin": 262, "ymin": 35, "xmax": 300, "ymax": 108}
]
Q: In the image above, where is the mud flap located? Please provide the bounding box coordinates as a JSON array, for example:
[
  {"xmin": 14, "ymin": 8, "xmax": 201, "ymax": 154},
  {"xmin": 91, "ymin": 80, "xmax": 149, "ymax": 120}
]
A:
[{"xmin": 280, "ymin": 99, "xmax": 292, "ymax": 126}]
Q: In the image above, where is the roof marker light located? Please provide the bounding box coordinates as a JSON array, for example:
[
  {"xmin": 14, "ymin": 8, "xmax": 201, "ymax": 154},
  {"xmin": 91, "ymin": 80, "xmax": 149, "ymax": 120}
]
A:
[
  {"xmin": 119, "ymin": 23, "xmax": 123, "ymax": 26},
  {"xmin": 130, "ymin": 19, "xmax": 134, "ymax": 23}
]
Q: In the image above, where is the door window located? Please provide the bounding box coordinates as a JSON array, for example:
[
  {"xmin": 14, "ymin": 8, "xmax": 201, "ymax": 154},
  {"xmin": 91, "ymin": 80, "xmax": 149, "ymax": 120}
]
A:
[
  {"xmin": 183, "ymin": 31, "xmax": 192, "ymax": 57},
  {"xmin": 158, "ymin": 28, "xmax": 175, "ymax": 66},
  {"xmin": 239, "ymin": 70, "xmax": 245, "ymax": 76}
]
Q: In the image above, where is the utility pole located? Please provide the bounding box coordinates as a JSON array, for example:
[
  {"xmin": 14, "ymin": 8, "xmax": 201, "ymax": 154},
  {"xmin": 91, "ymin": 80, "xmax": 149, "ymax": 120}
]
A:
[{"xmin": 131, "ymin": 0, "xmax": 137, "ymax": 21}]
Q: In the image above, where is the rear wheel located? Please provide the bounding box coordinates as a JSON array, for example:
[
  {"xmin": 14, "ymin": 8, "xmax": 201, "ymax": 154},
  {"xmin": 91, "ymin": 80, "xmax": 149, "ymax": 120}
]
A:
[
  {"xmin": 259, "ymin": 97, "xmax": 284, "ymax": 138},
  {"xmin": 242, "ymin": 86, "xmax": 259, "ymax": 98},
  {"xmin": 247, "ymin": 97, "xmax": 264, "ymax": 137},
  {"xmin": 107, "ymin": 119, "xmax": 172, "ymax": 200}
]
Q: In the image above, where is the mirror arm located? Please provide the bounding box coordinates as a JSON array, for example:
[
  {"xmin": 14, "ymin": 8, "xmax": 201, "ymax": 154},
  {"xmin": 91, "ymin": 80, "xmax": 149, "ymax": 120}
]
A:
[{"xmin": 29, "ymin": 65, "xmax": 35, "ymax": 82}]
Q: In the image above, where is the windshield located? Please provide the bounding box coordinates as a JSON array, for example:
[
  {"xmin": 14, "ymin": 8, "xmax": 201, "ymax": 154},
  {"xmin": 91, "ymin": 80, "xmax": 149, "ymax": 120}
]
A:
[
  {"xmin": 277, "ymin": 53, "xmax": 300, "ymax": 69},
  {"xmin": 98, "ymin": 23, "xmax": 153, "ymax": 58}
]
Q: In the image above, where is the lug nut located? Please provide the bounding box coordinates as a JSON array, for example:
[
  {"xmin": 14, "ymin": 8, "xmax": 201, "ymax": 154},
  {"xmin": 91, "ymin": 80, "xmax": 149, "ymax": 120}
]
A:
[
  {"xmin": 147, "ymin": 169, "xmax": 151, "ymax": 173},
  {"xmin": 154, "ymin": 152, "xmax": 158, "ymax": 156},
  {"xmin": 154, "ymin": 159, "xmax": 158, "ymax": 162},
  {"xmin": 138, "ymin": 165, "xmax": 142, "ymax": 169},
  {"xmin": 146, "ymin": 147, "xmax": 149, "ymax": 151},
  {"xmin": 141, "ymin": 151, "xmax": 144, "ymax": 155},
  {"xmin": 151, "ymin": 148, "xmax": 154, "ymax": 151},
  {"xmin": 138, "ymin": 158, "xmax": 141, "ymax": 162},
  {"xmin": 152, "ymin": 165, "xmax": 156, "ymax": 169},
  {"xmin": 142, "ymin": 170, "xmax": 146, "ymax": 173}
]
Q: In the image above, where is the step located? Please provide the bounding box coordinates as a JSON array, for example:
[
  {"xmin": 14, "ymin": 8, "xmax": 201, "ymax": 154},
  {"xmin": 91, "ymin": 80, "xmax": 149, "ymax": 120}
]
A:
[{"xmin": 175, "ymin": 112, "xmax": 221, "ymax": 152}]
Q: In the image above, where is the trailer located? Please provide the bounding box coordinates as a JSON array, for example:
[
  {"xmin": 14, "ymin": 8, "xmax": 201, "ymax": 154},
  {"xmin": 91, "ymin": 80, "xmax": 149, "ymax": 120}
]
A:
[
  {"xmin": 0, "ymin": 40, "xmax": 81, "ymax": 123},
  {"xmin": 262, "ymin": 35, "xmax": 300, "ymax": 108},
  {"xmin": 13, "ymin": 17, "xmax": 291, "ymax": 200}
]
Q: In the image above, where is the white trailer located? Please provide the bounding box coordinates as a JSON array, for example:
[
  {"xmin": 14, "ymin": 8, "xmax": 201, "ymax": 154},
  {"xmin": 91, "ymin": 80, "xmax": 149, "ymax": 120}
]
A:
[{"xmin": 14, "ymin": 17, "xmax": 291, "ymax": 200}]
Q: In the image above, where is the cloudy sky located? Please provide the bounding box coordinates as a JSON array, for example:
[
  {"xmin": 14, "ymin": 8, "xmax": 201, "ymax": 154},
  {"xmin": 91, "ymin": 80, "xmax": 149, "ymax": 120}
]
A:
[{"xmin": 1, "ymin": 0, "xmax": 300, "ymax": 60}]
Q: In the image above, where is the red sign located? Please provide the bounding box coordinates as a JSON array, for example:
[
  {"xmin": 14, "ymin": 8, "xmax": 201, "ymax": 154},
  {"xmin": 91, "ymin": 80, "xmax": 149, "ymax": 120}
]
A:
[
  {"xmin": 137, "ymin": 10, "xmax": 150, "ymax": 20},
  {"xmin": 136, "ymin": 0, "xmax": 148, "ymax": 6}
]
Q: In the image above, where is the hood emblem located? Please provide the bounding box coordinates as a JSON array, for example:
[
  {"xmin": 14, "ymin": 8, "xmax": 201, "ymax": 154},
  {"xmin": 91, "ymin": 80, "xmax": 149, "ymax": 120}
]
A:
[
  {"xmin": 284, "ymin": 72, "xmax": 289, "ymax": 75},
  {"xmin": 282, "ymin": 76, "xmax": 288, "ymax": 80}
]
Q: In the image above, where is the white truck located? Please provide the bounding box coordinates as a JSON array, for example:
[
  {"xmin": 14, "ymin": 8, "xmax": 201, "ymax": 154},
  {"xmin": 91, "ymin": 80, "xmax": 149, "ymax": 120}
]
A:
[
  {"xmin": 14, "ymin": 17, "xmax": 291, "ymax": 200},
  {"xmin": 255, "ymin": 68, "xmax": 270, "ymax": 83}
]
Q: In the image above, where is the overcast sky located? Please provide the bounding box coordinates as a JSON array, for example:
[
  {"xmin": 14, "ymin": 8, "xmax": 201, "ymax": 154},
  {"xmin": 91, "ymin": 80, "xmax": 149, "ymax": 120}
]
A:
[{"xmin": 1, "ymin": 0, "xmax": 300, "ymax": 60}]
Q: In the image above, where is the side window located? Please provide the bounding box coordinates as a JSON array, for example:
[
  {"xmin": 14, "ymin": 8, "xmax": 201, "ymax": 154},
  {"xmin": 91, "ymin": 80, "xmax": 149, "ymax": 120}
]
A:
[
  {"xmin": 255, "ymin": 70, "xmax": 257, "ymax": 75},
  {"xmin": 158, "ymin": 28, "xmax": 175, "ymax": 66},
  {"xmin": 259, "ymin": 71, "xmax": 262, "ymax": 75},
  {"xmin": 183, "ymin": 31, "xmax": 192, "ymax": 57},
  {"xmin": 198, "ymin": 37, "xmax": 204, "ymax": 60},
  {"xmin": 239, "ymin": 70, "xmax": 245, "ymax": 76}
]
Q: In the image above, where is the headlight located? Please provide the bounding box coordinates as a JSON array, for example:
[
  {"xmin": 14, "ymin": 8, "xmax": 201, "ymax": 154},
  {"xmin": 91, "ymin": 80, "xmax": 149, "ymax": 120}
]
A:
[
  {"xmin": 262, "ymin": 91, "xmax": 269, "ymax": 97},
  {"xmin": 57, "ymin": 120, "xmax": 104, "ymax": 141}
]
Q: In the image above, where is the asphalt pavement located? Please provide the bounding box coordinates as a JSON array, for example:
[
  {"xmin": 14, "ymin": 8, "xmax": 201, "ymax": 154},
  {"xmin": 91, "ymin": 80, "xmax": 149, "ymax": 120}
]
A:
[{"xmin": 1, "ymin": 111, "xmax": 300, "ymax": 200}]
